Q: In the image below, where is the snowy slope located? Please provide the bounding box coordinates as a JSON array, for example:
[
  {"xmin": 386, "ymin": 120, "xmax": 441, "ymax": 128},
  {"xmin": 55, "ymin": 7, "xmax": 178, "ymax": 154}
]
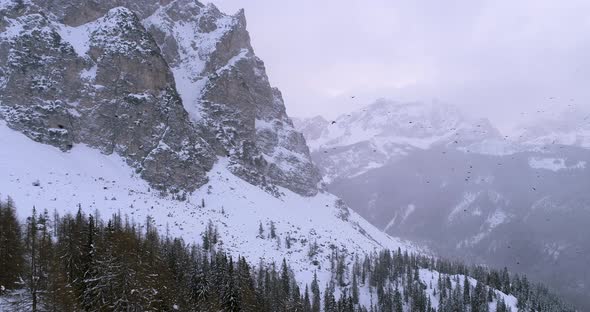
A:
[
  {"xmin": 0, "ymin": 121, "xmax": 421, "ymax": 286},
  {"xmin": 418, "ymin": 269, "xmax": 518, "ymax": 312}
]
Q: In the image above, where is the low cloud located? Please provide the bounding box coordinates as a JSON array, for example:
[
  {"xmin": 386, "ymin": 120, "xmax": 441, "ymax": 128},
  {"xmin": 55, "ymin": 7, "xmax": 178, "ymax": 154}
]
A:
[{"xmin": 208, "ymin": 0, "xmax": 590, "ymax": 130}]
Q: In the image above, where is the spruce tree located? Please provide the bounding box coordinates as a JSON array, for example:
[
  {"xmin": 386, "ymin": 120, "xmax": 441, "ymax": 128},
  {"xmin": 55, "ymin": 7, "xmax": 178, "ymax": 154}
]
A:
[
  {"xmin": 0, "ymin": 197, "xmax": 25, "ymax": 290},
  {"xmin": 269, "ymin": 221, "xmax": 277, "ymax": 239},
  {"xmin": 463, "ymin": 275, "xmax": 471, "ymax": 306},
  {"xmin": 304, "ymin": 285, "xmax": 312, "ymax": 312},
  {"xmin": 393, "ymin": 287, "xmax": 403, "ymax": 312},
  {"xmin": 311, "ymin": 272, "xmax": 321, "ymax": 312},
  {"xmin": 258, "ymin": 222, "xmax": 264, "ymax": 238},
  {"xmin": 352, "ymin": 270, "xmax": 360, "ymax": 305},
  {"xmin": 26, "ymin": 207, "xmax": 40, "ymax": 312}
]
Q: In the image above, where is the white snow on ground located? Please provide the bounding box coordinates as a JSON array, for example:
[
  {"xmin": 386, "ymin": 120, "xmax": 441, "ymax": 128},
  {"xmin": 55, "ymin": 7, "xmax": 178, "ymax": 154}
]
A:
[
  {"xmin": 215, "ymin": 48, "xmax": 249, "ymax": 75},
  {"xmin": 0, "ymin": 17, "xmax": 27, "ymax": 40},
  {"xmin": 0, "ymin": 0, "xmax": 14, "ymax": 9},
  {"xmin": 543, "ymin": 242, "xmax": 568, "ymax": 261},
  {"xmin": 348, "ymin": 161, "xmax": 384, "ymax": 178},
  {"xmin": 448, "ymin": 192, "xmax": 480, "ymax": 221},
  {"xmin": 456, "ymin": 209, "xmax": 510, "ymax": 249},
  {"xmin": 419, "ymin": 269, "xmax": 518, "ymax": 311},
  {"xmin": 401, "ymin": 204, "xmax": 416, "ymax": 223},
  {"xmin": 383, "ymin": 204, "xmax": 415, "ymax": 232},
  {"xmin": 0, "ymin": 121, "xmax": 421, "ymax": 288},
  {"xmin": 383, "ymin": 213, "xmax": 398, "ymax": 232},
  {"xmin": 528, "ymin": 157, "xmax": 586, "ymax": 171},
  {"xmin": 486, "ymin": 209, "xmax": 508, "ymax": 229},
  {"xmin": 56, "ymin": 21, "xmax": 99, "ymax": 57},
  {"xmin": 80, "ymin": 64, "xmax": 97, "ymax": 81}
]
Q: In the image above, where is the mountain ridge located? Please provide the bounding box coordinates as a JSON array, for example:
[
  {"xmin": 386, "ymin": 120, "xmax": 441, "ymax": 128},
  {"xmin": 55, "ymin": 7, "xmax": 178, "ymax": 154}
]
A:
[
  {"xmin": 0, "ymin": 0, "xmax": 320, "ymax": 197},
  {"xmin": 0, "ymin": 1, "xmax": 578, "ymax": 310},
  {"xmin": 0, "ymin": 0, "xmax": 418, "ymax": 295},
  {"xmin": 295, "ymin": 99, "xmax": 590, "ymax": 309}
]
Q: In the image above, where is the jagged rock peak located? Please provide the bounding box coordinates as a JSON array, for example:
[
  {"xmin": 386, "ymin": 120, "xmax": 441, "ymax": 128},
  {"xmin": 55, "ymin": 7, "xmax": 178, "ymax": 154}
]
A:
[{"xmin": 0, "ymin": 0, "xmax": 320, "ymax": 196}]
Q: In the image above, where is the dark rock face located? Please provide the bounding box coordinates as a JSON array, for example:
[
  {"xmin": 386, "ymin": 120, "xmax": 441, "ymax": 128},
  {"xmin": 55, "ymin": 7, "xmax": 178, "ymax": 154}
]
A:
[
  {"xmin": 0, "ymin": 4, "xmax": 215, "ymax": 193},
  {"xmin": 0, "ymin": 0, "xmax": 320, "ymax": 196},
  {"xmin": 143, "ymin": 0, "xmax": 321, "ymax": 195}
]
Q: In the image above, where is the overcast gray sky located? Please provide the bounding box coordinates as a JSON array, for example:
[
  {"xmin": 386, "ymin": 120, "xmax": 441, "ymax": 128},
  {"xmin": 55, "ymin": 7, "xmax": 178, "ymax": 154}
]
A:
[{"xmin": 207, "ymin": 0, "xmax": 590, "ymax": 131}]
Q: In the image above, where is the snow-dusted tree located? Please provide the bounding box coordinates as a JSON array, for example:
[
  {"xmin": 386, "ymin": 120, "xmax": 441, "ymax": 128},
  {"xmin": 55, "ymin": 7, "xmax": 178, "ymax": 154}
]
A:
[
  {"xmin": 311, "ymin": 272, "xmax": 321, "ymax": 312},
  {"xmin": 269, "ymin": 221, "xmax": 277, "ymax": 239},
  {"xmin": 0, "ymin": 197, "xmax": 24, "ymax": 290},
  {"xmin": 258, "ymin": 222, "xmax": 265, "ymax": 238}
]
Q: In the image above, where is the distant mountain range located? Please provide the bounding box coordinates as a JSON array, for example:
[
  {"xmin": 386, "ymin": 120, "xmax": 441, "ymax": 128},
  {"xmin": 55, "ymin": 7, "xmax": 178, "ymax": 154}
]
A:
[{"xmin": 295, "ymin": 99, "xmax": 590, "ymax": 309}]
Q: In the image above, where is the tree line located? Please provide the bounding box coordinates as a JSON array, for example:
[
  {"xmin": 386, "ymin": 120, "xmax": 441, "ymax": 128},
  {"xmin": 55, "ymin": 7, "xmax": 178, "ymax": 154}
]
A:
[{"xmin": 0, "ymin": 197, "xmax": 575, "ymax": 311}]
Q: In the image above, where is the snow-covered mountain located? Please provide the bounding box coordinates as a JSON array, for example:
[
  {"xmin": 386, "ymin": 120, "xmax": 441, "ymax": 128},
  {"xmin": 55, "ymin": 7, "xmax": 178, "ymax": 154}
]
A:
[
  {"xmin": 295, "ymin": 99, "xmax": 500, "ymax": 151},
  {"xmin": 0, "ymin": 1, "xmax": 572, "ymax": 310},
  {"xmin": 295, "ymin": 100, "xmax": 590, "ymax": 309},
  {"xmin": 0, "ymin": 0, "xmax": 421, "ymax": 295},
  {"xmin": 0, "ymin": 0, "xmax": 320, "ymax": 197},
  {"xmin": 0, "ymin": 120, "xmax": 418, "ymax": 292},
  {"xmin": 293, "ymin": 99, "xmax": 503, "ymax": 183}
]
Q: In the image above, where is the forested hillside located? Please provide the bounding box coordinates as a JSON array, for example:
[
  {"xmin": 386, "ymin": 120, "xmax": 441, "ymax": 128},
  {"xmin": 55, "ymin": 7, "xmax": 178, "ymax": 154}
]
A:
[{"xmin": 0, "ymin": 198, "xmax": 573, "ymax": 311}]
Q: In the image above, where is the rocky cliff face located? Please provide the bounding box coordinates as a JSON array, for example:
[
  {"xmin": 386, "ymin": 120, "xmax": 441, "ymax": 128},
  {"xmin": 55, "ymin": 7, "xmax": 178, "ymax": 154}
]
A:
[{"xmin": 0, "ymin": 0, "xmax": 320, "ymax": 196}]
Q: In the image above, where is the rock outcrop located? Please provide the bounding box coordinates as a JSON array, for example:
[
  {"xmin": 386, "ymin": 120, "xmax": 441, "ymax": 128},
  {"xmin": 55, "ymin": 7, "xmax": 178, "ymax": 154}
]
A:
[{"xmin": 0, "ymin": 0, "xmax": 320, "ymax": 196}]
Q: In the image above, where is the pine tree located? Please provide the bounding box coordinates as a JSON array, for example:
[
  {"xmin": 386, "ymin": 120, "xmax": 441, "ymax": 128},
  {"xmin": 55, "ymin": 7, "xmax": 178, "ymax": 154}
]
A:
[
  {"xmin": 393, "ymin": 287, "xmax": 403, "ymax": 312},
  {"xmin": 324, "ymin": 282, "xmax": 336, "ymax": 312},
  {"xmin": 463, "ymin": 275, "xmax": 471, "ymax": 306},
  {"xmin": 285, "ymin": 234, "xmax": 291, "ymax": 249},
  {"xmin": 26, "ymin": 207, "xmax": 40, "ymax": 312},
  {"xmin": 311, "ymin": 272, "xmax": 321, "ymax": 312},
  {"xmin": 0, "ymin": 199, "xmax": 575, "ymax": 312},
  {"xmin": 202, "ymin": 230, "xmax": 210, "ymax": 251},
  {"xmin": 352, "ymin": 270, "xmax": 360, "ymax": 304},
  {"xmin": 496, "ymin": 297, "xmax": 508, "ymax": 312},
  {"xmin": 281, "ymin": 258, "xmax": 290, "ymax": 300},
  {"xmin": 0, "ymin": 197, "xmax": 25, "ymax": 290},
  {"xmin": 258, "ymin": 222, "xmax": 264, "ymax": 238},
  {"xmin": 501, "ymin": 267, "xmax": 511, "ymax": 294},
  {"xmin": 36, "ymin": 210, "xmax": 54, "ymax": 307},
  {"xmin": 308, "ymin": 239, "xmax": 319, "ymax": 259},
  {"xmin": 303, "ymin": 285, "xmax": 312, "ymax": 312},
  {"xmin": 336, "ymin": 251, "xmax": 346, "ymax": 287},
  {"xmin": 269, "ymin": 221, "xmax": 277, "ymax": 239}
]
